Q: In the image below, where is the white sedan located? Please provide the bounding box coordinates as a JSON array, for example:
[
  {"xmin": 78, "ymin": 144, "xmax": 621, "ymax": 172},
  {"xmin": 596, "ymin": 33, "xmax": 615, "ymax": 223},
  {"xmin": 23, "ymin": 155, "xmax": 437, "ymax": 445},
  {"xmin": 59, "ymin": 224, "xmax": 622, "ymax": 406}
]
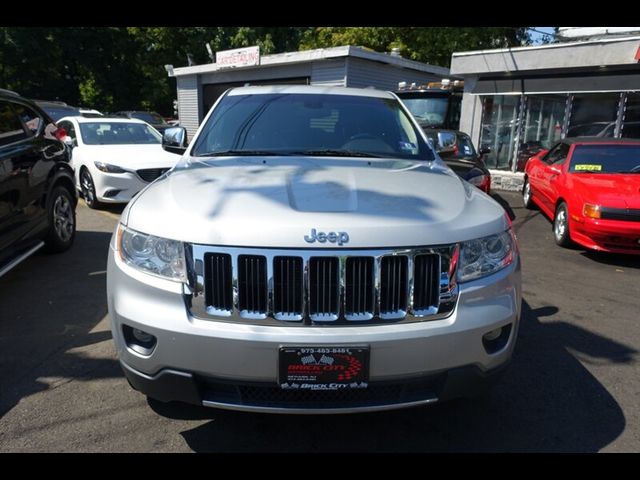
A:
[{"xmin": 57, "ymin": 116, "xmax": 180, "ymax": 208}]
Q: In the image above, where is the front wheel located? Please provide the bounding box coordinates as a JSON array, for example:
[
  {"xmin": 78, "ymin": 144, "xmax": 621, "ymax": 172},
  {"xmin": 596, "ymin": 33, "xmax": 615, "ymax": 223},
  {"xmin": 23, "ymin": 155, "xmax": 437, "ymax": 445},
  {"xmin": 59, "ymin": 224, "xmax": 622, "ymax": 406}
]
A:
[
  {"xmin": 43, "ymin": 186, "xmax": 76, "ymax": 253},
  {"xmin": 80, "ymin": 168, "xmax": 100, "ymax": 209},
  {"xmin": 553, "ymin": 202, "xmax": 572, "ymax": 247},
  {"xmin": 522, "ymin": 179, "xmax": 535, "ymax": 209}
]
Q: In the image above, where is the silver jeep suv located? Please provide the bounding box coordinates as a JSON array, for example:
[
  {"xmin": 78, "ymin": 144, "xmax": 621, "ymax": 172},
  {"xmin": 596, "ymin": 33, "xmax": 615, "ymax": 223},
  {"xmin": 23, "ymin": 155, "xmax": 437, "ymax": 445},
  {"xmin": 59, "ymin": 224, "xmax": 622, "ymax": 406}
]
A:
[{"xmin": 107, "ymin": 86, "xmax": 521, "ymax": 414}]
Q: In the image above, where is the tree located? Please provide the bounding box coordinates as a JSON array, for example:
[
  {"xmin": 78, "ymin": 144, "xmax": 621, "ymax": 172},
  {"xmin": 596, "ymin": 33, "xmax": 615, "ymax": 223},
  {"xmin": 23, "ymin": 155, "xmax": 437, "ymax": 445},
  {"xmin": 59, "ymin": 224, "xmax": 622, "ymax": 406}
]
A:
[{"xmin": 300, "ymin": 27, "xmax": 531, "ymax": 67}]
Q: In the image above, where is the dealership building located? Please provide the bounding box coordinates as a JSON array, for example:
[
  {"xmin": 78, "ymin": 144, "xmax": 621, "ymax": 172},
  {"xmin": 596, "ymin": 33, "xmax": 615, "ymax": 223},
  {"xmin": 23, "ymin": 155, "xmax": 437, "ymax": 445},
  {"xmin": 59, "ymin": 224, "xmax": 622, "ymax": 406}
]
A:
[
  {"xmin": 450, "ymin": 29, "xmax": 640, "ymax": 184},
  {"xmin": 170, "ymin": 45, "xmax": 450, "ymax": 139}
]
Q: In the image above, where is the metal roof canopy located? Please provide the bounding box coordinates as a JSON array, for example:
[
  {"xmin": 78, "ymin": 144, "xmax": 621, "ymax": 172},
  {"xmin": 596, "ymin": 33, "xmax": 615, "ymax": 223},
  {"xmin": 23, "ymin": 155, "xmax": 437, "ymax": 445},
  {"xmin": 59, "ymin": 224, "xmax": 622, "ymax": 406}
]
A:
[{"xmin": 172, "ymin": 45, "xmax": 451, "ymax": 78}]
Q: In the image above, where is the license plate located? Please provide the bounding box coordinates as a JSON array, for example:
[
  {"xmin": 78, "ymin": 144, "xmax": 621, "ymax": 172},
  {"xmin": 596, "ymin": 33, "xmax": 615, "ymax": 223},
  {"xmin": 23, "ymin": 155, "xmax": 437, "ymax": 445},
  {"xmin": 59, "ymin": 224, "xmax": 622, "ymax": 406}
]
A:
[{"xmin": 279, "ymin": 346, "xmax": 369, "ymax": 390}]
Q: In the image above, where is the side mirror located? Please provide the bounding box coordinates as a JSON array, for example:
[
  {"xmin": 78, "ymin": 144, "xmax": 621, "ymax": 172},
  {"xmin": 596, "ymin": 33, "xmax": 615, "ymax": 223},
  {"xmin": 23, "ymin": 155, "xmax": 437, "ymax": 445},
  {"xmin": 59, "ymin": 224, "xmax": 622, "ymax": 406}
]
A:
[
  {"xmin": 479, "ymin": 147, "xmax": 491, "ymax": 155},
  {"xmin": 436, "ymin": 131, "xmax": 457, "ymax": 155},
  {"xmin": 63, "ymin": 136, "xmax": 75, "ymax": 148},
  {"xmin": 162, "ymin": 127, "xmax": 188, "ymax": 155}
]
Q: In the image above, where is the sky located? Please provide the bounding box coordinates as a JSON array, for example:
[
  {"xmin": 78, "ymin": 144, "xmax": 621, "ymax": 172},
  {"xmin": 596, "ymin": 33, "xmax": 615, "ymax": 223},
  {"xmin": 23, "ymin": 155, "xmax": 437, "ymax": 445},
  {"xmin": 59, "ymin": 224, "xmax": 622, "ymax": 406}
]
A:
[{"xmin": 529, "ymin": 27, "xmax": 556, "ymax": 44}]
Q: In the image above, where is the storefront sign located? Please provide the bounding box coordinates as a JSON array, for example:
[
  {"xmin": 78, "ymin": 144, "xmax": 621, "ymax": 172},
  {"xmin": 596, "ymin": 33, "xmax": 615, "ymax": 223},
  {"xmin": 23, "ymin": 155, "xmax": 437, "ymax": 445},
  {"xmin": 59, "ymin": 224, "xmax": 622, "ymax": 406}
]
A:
[{"xmin": 216, "ymin": 46, "xmax": 260, "ymax": 68}]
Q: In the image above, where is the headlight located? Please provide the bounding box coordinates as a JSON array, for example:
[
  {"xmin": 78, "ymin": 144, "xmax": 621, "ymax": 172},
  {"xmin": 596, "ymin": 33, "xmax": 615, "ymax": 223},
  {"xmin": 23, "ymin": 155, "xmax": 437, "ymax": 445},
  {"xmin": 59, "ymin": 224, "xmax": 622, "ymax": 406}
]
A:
[
  {"xmin": 116, "ymin": 224, "xmax": 186, "ymax": 282},
  {"xmin": 458, "ymin": 230, "xmax": 515, "ymax": 282},
  {"xmin": 95, "ymin": 161, "xmax": 126, "ymax": 173}
]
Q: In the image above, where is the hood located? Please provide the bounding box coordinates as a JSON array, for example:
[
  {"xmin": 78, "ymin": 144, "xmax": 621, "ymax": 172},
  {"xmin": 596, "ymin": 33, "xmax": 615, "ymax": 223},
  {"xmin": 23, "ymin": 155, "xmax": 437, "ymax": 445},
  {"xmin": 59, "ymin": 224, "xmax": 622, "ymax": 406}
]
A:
[
  {"xmin": 83, "ymin": 144, "xmax": 180, "ymax": 170},
  {"xmin": 570, "ymin": 173, "xmax": 640, "ymax": 209},
  {"xmin": 123, "ymin": 156, "xmax": 509, "ymax": 248}
]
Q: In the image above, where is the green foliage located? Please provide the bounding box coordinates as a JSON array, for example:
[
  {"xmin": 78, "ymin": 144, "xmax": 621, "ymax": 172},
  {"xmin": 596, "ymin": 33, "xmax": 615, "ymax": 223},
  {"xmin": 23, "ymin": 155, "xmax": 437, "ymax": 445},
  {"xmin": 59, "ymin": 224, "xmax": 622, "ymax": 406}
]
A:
[
  {"xmin": 300, "ymin": 27, "xmax": 531, "ymax": 67},
  {"xmin": 0, "ymin": 27, "xmax": 530, "ymax": 116}
]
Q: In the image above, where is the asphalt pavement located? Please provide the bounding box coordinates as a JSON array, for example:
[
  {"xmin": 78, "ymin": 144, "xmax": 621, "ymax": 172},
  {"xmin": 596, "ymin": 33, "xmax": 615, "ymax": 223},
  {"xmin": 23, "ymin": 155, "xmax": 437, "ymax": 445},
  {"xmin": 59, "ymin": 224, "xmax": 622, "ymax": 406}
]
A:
[{"xmin": 1, "ymin": 192, "xmax": 639, "ymax": 452}]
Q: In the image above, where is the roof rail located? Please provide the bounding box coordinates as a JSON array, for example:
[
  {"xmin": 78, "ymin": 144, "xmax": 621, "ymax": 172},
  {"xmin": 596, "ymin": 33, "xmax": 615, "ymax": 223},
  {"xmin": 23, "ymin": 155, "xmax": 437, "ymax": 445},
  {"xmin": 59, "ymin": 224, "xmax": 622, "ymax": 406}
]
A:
[{"xmin": 0, "ymin": 88, "xmax": 20, "ymax": 96}]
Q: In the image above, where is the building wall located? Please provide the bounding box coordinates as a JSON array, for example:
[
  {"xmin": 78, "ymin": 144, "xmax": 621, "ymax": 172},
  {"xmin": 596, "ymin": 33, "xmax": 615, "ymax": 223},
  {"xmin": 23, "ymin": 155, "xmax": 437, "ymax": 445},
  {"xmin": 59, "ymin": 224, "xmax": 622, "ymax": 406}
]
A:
[
  {"xmin": 310, "ymin": 59, "xmax": 346, "ymax": 86},
  {"xmin": 176, "ymin": 75, "xmax": 201, "ymax": 139},
  {"xmin": 345, "ymin": 58, "xmax": 442, "ymax": 91}
]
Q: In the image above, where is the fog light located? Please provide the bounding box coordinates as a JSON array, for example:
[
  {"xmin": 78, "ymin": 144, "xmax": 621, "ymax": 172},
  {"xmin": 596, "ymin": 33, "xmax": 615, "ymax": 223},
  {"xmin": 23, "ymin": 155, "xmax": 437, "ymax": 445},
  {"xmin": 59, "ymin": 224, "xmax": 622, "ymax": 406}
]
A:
[
  {"xmin": 483, "ymin": 328, "xmax": 502, "ymax": 341},
  {"xmin": 482, "ymin": 324, "xmax": 512, "ymax": 354},
  {"xmin": 133, "ymin": 328, "xmax": 154, "ymax": 344},
  {"xmin": 123, "ymin": 324, "xmax": 157, "ymax": 356}
]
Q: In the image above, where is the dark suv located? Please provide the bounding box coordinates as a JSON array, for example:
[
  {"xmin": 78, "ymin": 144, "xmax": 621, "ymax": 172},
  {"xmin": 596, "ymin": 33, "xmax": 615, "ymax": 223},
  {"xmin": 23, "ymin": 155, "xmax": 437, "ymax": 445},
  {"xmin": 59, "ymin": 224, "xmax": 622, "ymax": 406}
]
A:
[{"xmin": 0, "ymin": 89, "xmax": 77, "ymax": 276}]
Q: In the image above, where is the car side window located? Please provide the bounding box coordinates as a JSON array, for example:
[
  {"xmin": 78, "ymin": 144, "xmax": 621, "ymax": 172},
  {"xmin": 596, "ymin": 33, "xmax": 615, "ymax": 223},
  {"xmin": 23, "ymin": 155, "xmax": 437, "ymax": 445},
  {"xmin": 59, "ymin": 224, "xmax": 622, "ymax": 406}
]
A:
[
  {"xmin": 542, "ymin": 143, "xmax": 563, "ymax": 164},
  {"xmin": 551, "ymin": 144, "xmax": 570, "ymax": 165},
  {"xmin": 12, "ymin": 103, "xmax": 43, "ymax": 136},
  {"xmin": 0, "ymin": 101, "xmax": 28, "ymax": 146}
]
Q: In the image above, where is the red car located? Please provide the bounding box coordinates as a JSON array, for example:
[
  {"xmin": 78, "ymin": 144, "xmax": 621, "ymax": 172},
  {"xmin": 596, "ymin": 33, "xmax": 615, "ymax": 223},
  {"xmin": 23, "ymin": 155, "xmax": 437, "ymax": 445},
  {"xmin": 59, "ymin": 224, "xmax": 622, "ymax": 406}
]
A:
[{"xmin": 523, "ymin": 138, "xmax": 640, "ymax": 254}]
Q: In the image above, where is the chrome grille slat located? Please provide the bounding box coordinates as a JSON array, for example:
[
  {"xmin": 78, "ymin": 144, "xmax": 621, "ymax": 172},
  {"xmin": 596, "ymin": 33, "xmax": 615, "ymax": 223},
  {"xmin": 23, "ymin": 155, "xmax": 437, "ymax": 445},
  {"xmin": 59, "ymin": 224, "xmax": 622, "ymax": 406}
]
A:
[
  {"xmin": 413, "ymin": 254, "xmax": 440, "ymax": 316},
  {"xmin": 345, "ymin": 257, "xmax": 374, "ymax": 321},
  {"xmin": 309, "ymin": 257, "xmax": 339, "ymax": 321},
  {"xmin": 238, "ymin": 255, "xmax": 267, "ymax": 318},
  {"xmin": 190, "ymin": 246, "xmax": 458, "ymax": 326},
  {"xmin": 379, "ymin": 256, "xmax": 408, "ymax": 319},
  {"xmin": 273, "ymin": 256, "xmax": 303, "ymax": 321},
  {"xmin": 204, "ymin": 253, "xmax": 233, "ymax": 316}
]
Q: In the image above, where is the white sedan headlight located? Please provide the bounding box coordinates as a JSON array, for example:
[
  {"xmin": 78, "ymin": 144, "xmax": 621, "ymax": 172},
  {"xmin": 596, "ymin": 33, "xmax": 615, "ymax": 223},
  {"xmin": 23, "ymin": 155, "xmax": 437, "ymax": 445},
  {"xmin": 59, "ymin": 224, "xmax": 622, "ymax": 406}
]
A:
[
  {"xmin": 458, "ymin": 230, "xmax": 516, "ymax": 282},
  {"xmin": 117, "ymin": 224, "xmax": 186, "ymax": 282}
]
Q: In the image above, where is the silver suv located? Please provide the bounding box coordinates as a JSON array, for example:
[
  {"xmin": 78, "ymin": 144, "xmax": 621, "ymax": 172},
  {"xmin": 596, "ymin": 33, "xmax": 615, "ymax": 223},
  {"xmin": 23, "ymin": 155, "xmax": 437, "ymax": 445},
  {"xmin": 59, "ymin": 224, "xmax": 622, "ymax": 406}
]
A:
[{"xmin": 107, "ymin": 86, "xmax": 521, "ymax": 414}]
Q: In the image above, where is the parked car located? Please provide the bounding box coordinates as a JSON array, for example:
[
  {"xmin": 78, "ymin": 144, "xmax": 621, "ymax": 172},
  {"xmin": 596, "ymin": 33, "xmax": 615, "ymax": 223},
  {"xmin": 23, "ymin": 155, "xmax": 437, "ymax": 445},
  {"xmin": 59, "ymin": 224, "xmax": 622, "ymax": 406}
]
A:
[
  {"xmin": 33, "ymin": 100, "xmax": 81, "ymax": 121},
  {"xmin": 523, "ymin": 137, "xmax": 640, "ymax": 254},
  {"xmin": 0, "ymin": 89, "xmax": 77, "ymax": 277},
  {"xmin": 57, "ymin": 117, "xmax": 180, "ymax": 209},
  {"xmin": 107, "ymin": 85, "xmax": 522, "ymax": 413},
  {"xmin": 113, "ymin": 111, "xmax": 171, "ymax": 134},
  {"xmin": 423, "ymin": 129, "xmax": 492, "ymax": 193}
]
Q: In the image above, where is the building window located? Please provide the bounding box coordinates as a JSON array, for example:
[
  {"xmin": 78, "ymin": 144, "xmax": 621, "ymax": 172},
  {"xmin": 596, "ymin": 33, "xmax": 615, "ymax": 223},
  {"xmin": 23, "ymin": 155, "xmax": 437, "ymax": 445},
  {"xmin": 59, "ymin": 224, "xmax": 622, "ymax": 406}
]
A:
[
  {"xmin": 479, "ymin": 95, "xmax": 521, "ymax": 169},
  {"xmin": 566, "ymin": 93, "xmax": 621, "ymax": 138},
  {"xmin": 516, "ymin": 94, "xmax": 567, "ymax": 172},
  {"xmin": 620, "ymin": 92, "xmax": 640, "ymax": 138}
]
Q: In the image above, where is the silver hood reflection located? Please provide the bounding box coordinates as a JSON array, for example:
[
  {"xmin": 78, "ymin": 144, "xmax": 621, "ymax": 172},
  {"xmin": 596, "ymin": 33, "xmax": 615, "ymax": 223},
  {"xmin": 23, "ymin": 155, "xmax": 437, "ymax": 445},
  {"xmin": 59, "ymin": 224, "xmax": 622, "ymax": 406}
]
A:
[{"xmin": 122, "ymin": 155, "xmax": 508, "ymax": 248}]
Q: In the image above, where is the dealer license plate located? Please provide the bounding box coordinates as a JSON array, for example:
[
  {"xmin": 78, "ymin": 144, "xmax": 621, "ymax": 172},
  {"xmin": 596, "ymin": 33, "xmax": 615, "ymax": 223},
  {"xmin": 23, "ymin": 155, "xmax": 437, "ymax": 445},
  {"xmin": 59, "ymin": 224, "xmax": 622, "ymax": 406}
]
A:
[{"xmin": 278, "ymin": 346, "xmax": 369, "ymax": 391}]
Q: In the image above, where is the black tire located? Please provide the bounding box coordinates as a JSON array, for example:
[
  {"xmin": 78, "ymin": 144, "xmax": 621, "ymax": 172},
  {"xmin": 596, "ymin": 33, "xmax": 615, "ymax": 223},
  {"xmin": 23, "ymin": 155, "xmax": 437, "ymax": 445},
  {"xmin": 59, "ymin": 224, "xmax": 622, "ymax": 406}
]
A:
[
  {"xmin": 522, "ymin": 179, "xmax": 535, "ymax": 209},
  {"xmin": 43, "ymin": 185, "xmax": 76, "ymax": 253},
  {"xmin": 80, "ymin": 167, "xmax": 101, "ymax": 209},
  {"xmin": 553, "ymin": 202, "xmax": 572, "ymax": 247}
]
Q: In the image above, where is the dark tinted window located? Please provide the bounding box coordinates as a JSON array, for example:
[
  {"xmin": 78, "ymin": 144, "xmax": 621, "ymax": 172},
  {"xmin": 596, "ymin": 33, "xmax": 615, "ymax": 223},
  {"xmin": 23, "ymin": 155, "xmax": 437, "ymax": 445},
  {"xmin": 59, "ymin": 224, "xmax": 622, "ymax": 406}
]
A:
[
  {"xmin": 569, "ymin": 144, "xmax": 640, "ymax": 173},
  {"xmin": 0, "ymin": 101, "xmax": 28, "ymax": 146},
  {"xmin": 192, "ymin": 93, "xmax": 433, "ymax": 160},
  {"xmin": 13, "ymin": 103, "xmax": 43, "ymax": 135}
]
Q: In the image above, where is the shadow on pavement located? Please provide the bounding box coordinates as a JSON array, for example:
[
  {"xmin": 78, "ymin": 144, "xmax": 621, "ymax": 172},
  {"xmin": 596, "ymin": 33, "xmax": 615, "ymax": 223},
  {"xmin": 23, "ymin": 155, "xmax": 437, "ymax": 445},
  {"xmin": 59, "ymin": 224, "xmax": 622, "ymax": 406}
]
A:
[
  {"xmin": 148, "ymin": 300, "xmax": 632, "ymax": 452},
  {"xmin": 581, "ymin": 251, "xmax": 640, "ymax": 270},
  {"xmin": 0, "ymin": 230, "xmax": 121, "ymax": 418}
]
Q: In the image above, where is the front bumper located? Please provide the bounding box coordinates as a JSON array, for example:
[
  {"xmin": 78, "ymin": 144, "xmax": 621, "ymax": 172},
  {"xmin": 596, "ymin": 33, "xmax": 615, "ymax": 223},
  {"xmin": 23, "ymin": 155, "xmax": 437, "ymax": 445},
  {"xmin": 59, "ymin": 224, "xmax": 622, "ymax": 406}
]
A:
[
  {"xmin": 93, "ymin": 171, "xmax": 148, "ymax": 204},
  {"xmin": 107, "ymin": 245, "xmax": 521, "ymax": 413},
  {"xmin": 571, "ymin": 217, "xmax": 640, "ymax": 254},
  {"xmin": 120, "ymin": 359, "xmax": 509, "ymax": 414}
]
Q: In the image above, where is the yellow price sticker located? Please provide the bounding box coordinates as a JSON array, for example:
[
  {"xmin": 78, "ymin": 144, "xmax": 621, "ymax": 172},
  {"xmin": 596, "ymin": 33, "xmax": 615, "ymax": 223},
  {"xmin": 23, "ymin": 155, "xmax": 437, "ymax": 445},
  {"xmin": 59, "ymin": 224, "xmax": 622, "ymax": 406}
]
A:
[{"xmin": 574, "ymin": 164, "xmax": 602, "ymax": 171}]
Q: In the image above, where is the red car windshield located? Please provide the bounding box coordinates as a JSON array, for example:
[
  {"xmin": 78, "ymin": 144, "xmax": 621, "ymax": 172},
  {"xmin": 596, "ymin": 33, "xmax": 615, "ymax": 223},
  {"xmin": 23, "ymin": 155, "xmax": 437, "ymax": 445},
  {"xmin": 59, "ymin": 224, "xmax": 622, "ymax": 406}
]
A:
[{"xmin": 569, "ymin": 144, "xmax": 640, "ymax": 174}]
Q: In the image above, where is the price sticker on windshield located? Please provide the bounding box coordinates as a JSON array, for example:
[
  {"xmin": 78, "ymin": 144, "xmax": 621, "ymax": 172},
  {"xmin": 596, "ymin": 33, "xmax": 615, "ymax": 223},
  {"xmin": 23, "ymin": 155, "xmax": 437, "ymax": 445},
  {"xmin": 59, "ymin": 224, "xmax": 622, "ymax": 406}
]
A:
[{"xmin": 574, "ymin": 164, "xmax": 602, "ymax": 171}]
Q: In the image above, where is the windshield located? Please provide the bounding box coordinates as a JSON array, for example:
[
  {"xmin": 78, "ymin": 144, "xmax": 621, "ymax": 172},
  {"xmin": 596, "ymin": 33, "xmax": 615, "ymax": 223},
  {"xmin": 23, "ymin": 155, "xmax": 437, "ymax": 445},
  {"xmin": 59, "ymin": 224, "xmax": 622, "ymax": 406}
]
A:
[
  {"xmin": 191, "ymin": 93, "xmax": 434, "ymax": 161},
  {"xmin": 398, "ymin": 97, "xmax": 449, "ymax": 128},
  {"xmin": 131, "ymin": 112, "xmax": 166, "ymax": 125},
  {"xmin": 569, "ymin": 144, "xmax": 640, "ymax": 173},
  {"xmin": 79, "ymin": 122, "xmax": 162, "ymax": 145}
]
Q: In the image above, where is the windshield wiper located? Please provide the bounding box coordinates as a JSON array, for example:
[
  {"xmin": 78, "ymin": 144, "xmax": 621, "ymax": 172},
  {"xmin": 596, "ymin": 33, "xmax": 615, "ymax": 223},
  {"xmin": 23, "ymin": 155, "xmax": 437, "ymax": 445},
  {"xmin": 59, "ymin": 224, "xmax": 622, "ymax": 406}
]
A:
[
  {"xmin": 195, "ymin": 149, "xmax": 290, "ymax": 157},
  {"xmin": 291, "ymin": 149, "xmax": 383, "ymax": 158}
]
